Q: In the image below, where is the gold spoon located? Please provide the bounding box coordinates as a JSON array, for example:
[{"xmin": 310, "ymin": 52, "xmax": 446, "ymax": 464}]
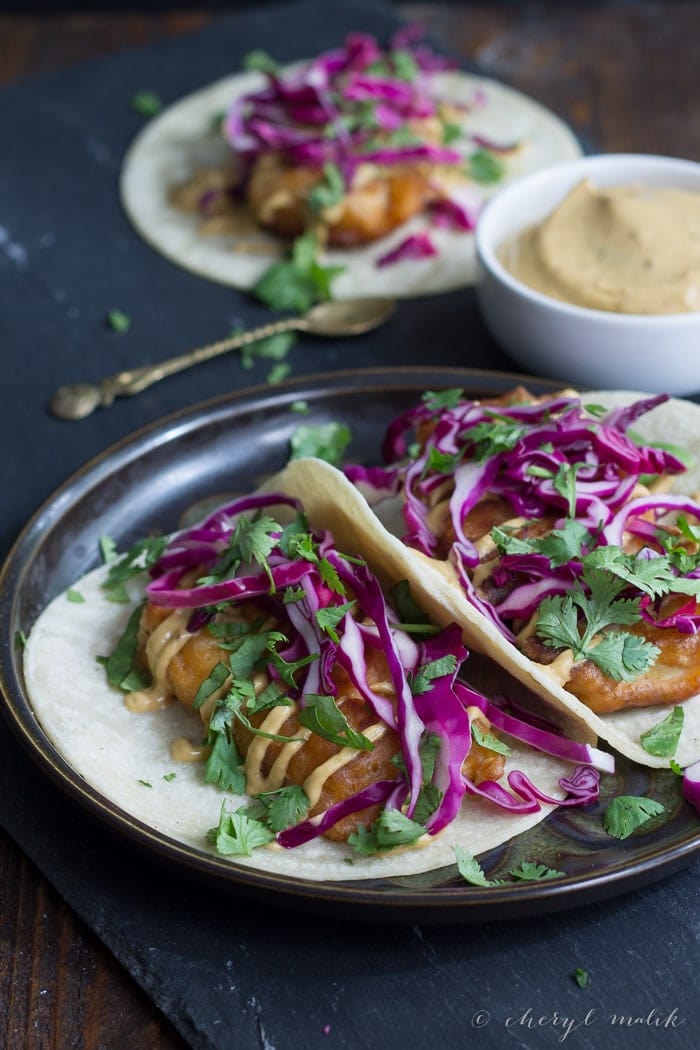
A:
[{"xmin": 49, "ymin": 297, "xmax": 396, "ymax": 421}]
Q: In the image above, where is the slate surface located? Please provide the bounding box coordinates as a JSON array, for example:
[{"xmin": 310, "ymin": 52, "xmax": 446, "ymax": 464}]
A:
[{"xmin": 0, "ymin": 2, "xmax": 698, "ymax": 1047}]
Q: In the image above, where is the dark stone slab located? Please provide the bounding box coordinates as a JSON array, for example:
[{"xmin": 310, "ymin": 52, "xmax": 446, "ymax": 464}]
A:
[{"xmin": 0, "ymin": 2, "xmax": 698, "ymax": 1047}]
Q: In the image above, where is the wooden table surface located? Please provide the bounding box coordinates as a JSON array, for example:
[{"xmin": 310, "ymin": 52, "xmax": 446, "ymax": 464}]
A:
[{"xmin": 0, "ymin": 3, "xmax": 697, "ymax": 1047}]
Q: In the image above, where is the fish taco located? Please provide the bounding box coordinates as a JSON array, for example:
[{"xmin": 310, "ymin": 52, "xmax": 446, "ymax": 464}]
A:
[
  {"xmin": 23, "ymin": 489, "xmax": 607, "ymax": 881},
  {"xmin": 272, "ymin": 389, "xmax": 700, "ymax": 777},
  {"xmin": 120, "ymin": 28, "xmax": 580, "ymax": 299}
]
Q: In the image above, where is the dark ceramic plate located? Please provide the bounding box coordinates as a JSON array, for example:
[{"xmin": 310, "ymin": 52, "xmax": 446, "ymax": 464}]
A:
[{"xmin": 1, "ymin": 366, "xmax": 699, "ymax": 923}]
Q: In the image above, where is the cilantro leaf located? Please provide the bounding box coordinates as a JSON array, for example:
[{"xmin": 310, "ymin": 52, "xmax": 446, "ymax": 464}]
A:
[
  {"xmin": 106, "ymin": 308, "xmax": 131, "ymax": 333},
  {"xmin": 472, "ymin": 722, "xmax": 511, "ymax": 756},
  {"xmin": 508, "ymin": 861, "xmax": 564, "ymax": 881},
  {"xmin": 290, "ymin": 422, "xmax": 352, "ymax": 465},
  {"xmin": 573, "ymin": 968, "xmax": 589, "ymax": 989},
  {"xmin": 422, "ymin": 388, "xmax": 464, "ymax": 412},
  {"xmin": 254, "ymin": 230, "xmax": 343, "ymax": 313},
  {"xmin": 464, "ymin": 417, "xmax": 527, "ymax": 462},
  {"xmin": 208, "ymin": 804, "xmax": 274, "ymax": 856},
  {"xmin": 453, "ymin": 847, "xmax": 506, "ymax": 886},
  {"xmin": 308, "ymin": 162, "xmax": 345, "ymax": 214},
  {"xmin": 468, "ymin": 148, "xmax": 504, "ymax": 184},
  {"xmin": 603, "ymin": 795, "xmax": 665, "ymax": 839},
  {"xmin": 316, "ymin": 602, "xmax": 355, "ymax": 642},
  {"xmin": 130, "ymin": 91, "xmax": 162, "ymax": 117},
  {"xmin": 410, "ymin": 654, "xmax": 458, "ymax": 695},
  {"xmin": 204, "ymin": 730, "xmax": 246, "ymax": 793},
  {"xmin": 193, "ymin": 662, "xmax": 230, "ymax": 710},
  {"xmin": 104, "ymin": 603, "xmax": 147, "ymax": 691},
  {"xmin": 242, "ymin": 49, "xmax": 280, "ymax": 74},
  {"xmin": 256, "ymin": 785, "xmax": 310, "ymax": 832},
  {"xmin": 640, "ymin": 706, "xmax": 684, "ymax": 758},
  {"xmin": 102, "ymin": 536, "xmax": 167, "ymax": 603},
  {"xmin": 298, "ymin": 694, "xmax": 375, "ymax": 750},
  {"xmin": 349, "ymin": 809, "xmax": 425, "ymax": 854},
  {"xmin": 239, "ymin": 330, "xmax": 296, "ymax": 371}
]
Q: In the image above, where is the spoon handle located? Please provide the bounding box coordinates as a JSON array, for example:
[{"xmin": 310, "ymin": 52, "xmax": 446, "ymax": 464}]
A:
[{"xmin": 100, "ymin": 315, "xmax": 306, "ymax": 404}]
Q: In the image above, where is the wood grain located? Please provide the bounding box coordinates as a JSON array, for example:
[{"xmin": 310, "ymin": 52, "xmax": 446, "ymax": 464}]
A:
[{"xmin": 0, "ymin": 4, "xmax": 697, "ymax": 1047}]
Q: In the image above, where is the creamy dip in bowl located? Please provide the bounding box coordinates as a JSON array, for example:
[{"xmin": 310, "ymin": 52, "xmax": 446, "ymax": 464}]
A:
[{"xmin": 475, "ymin": 154, "xmax": 700, "ymax": 394}]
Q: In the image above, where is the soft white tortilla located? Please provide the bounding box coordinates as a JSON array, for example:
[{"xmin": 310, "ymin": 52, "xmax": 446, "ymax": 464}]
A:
[
  {"xmin": 273, "ymin": 391, "xmax": 700, "ymax": 770},
  {"xmin": 120, "ymin": 66, "xmax": 581, "ymax": 298},
  {"xmin": 24, "ymin": 563, "xmax": 576, "ymax": 881}
]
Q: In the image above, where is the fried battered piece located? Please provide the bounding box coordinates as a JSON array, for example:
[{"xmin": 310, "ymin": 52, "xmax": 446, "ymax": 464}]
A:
[
  {"xmin": 245, "ymin": 152, "xmax": 436, "ymax": 246},
  {"xmin": 136, "ymin": 600, "xmax": 505, "ymax": 841}
]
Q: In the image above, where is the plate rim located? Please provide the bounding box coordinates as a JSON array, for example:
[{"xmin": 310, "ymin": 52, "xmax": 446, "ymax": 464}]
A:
[{"xmin": 2, "ymin": 366, "xmax": 699, "ymax": 923}]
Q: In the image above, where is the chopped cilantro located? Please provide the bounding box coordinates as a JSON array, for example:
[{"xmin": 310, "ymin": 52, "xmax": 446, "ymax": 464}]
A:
[
  {"xmin": 239, "ymin": 330, "xmax": 296, "ymax": 370},
  {"xmin": 255, "ymin": 785, "xmax": 310, "ymax": 832},
  {"xmin": 308, "ymin": 162, "xmax": 345, "ymax": 214},
  {"xmin": 99, "ymin": 535, "xmax": 118, "ymax": 563},
  {"xmin": 66, "ymin": 588, "xmax": 85, "ymax": 604},
  {"xmin": 670, "ymin": 759, "xmax": 683, "ymax": 776},
  {"xmin": 468, "ymin": 148, "xmax": 504, "ymax": 184},
  {"xmin": 14, "ymin": 630, "xmax": 27, "ymax": 649},
  {"xmin": 298, "ymin": 694, "xmax": 375, "ymax": 750},
  {"xmin": 422, "ymin": 388, "xmax": 464, "ymax": 412},
  {"xmin": 410, "ymin": 654, "xmax": 458, "ymax": 695},
  {"xmin": 137, "ymin": 779, "xmax": 153, "ymax": 788},
  {"xmin": 573, "ymin": 968, "xmax": 589, "ymax": 989},
  {"xmin": 242, "ymin": 49, "xmax": 280, "ymax": 74},
  {"xmin": 130, "ymin": 91, "xmax": 163, "ymax": 117},
  {"xmin": 316, "ymin": 601, "xmax": 355, "ymax": 642},
  {"xmin": 208, "ymin": 803, "xmax": 274, "ymax": 856},
  {"xmin": 508, "ymin": 861, "xmax": 564, "ymax": 881},
  {"xmin": 104, "ymin": 602, "xmax": 148, "ymax": 691},
  {"xmin": 472, "ymin": 722, "xmax": 511, "ymax": 757},
  {"xmin": 267, "ymin": 361, "xmax": 291, "ymax": 385},
  {"xmin": 163, "ymin": 772, "xmax": 177, "ymax": 782},
  {"xmin": 102, "ymin": 536, "xmax": 167, "ymax": 603},
  {"xmin": 253, "ymin": 230, "xmax": 344, "ymax": 313},
  {"xmin": 193, "ymin": 662, "xmax": 230, "ymax": 710},
  {"xmin": 391, "ymin": 49, "xmax": 419, "ymax": 81},
  {"xmin": 603, "ymin": 795, "xmax": 665, "ymax": 839},
  {"xmin": 640, "ymin": 706, "xmax": 684, "ymax": 758},
  {"xmin": 290, "ymin": 399, "xmax": 309, "ymax": 414},
  {"xmin": 106, "ymin": 308, "xmax": 131, "ymax": 333},
  {"xmin": 441, "ymin": 121, "xmax": 462, "ymax": 145},
  {"xmin": 454, "ymin": 846, "xmax": 505, "ymax": 886},
  {"xmin": 464, "ymin": 417, "xmax": 527, "ymax": 462},
  {"xmin": 205, "ymin": 730, "xmax": 246, "ymax": 793},
  {"xmin": 349, "ymin": 809, "xmax": 425, "ymax": 854},
  {"xmin": 290, "ymin": 421, "xmax": 352, "ymax": 465}
]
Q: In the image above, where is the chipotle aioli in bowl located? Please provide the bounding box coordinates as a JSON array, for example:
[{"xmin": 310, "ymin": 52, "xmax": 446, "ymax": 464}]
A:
[{"xmin": 498, "ymin": 179, "xmax": 700, "ymax": 314}]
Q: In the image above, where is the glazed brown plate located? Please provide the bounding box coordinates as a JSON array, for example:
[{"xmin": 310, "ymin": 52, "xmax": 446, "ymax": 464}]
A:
[{"xmin": 1, "ymin": 367, "xmax": 699, "ymax": 923}]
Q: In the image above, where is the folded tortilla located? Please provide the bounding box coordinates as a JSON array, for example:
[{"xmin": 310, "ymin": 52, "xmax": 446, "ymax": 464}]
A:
[
  {"xmin": 272, "ymin": 391, "xmax": 700, "ymax": 771},
  {"xmin": 120, "ymin": 66, "xmax": 580, "ymax": 299},
  {"xmin": 23, "ymin": 504, "xmax": 583, "ymax": 882}
]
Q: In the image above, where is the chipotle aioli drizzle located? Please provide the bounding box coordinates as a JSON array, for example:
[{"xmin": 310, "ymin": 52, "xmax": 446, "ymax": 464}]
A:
[{"xmin": 125, "ymin": 608, "xmax": 192, "ymax": 712}]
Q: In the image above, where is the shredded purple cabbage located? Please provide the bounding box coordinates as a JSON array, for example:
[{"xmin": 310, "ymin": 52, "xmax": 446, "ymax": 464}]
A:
[{"xmin": 135, "ymin": 489, "xmax": 603, "ymax": 853}]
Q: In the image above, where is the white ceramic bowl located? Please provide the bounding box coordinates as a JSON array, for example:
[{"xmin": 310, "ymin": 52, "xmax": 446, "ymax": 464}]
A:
[{"xmin": 475, "ymin": 153, "xmax": 700, "ymax": 394}]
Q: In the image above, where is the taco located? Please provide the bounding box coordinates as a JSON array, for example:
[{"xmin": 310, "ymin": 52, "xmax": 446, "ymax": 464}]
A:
[
  {"xmin": 23, "ymin": 490, "xmax": 606, "ymax": 881},
  {"xmin": 272, "ymin": 389, "xmax": 700, "ymax": 775},
  {"xmin": 119, "ymin": 28, "xmax": 580, "ymax": 298}
]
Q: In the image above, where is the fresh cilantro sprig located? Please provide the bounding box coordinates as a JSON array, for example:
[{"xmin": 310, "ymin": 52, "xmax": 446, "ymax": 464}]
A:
[
  {"xmin": 410, "ymin": 654, "xmax": 458, "ymax": 695},
  {"xmin": 472, "ymin": 722, "xmax": 511, "ymax": 757},
  {"xmin": 254, "ymin": 785, "xmax": 310, "ymax": 832},
  {"xmin": 602, "ymin": 796, "xmax": 665, "ymax": 839},
  {"xmin": 536, "ymin": 568, "xmax": 660, "ymax": 682},
  {"xmin": 207, "ymin": 803, "xmax": 274, "ymax": 856},
  {"xmin": 253, "ymin": 230, "xmax": 344, "ymax": 313}
]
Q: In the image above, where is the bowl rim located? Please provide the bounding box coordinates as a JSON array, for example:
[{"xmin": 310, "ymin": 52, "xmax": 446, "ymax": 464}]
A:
[{"xmin": 475, "ymin": 152, "xmax": 700, "ymax": 325}]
